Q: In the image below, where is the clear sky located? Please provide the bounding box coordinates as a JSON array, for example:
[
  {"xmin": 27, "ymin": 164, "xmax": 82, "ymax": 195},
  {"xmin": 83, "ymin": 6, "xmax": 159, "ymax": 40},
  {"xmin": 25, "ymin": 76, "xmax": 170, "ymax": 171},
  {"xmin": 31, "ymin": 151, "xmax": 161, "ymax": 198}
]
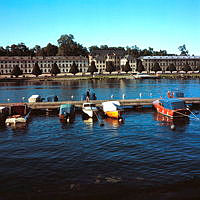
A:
[{"xmin": 0, "ymin": 0, "xmax": 199, "ymax": 55}]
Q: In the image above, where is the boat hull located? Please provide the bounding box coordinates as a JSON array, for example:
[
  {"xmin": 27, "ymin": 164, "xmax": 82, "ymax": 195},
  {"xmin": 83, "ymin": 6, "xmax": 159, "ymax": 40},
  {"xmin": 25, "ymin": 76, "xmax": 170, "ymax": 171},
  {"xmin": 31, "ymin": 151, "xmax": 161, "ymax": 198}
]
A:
[
  {"xmin": 105, "ymin": 111, "xmax": 121, "ymax": 119},
  {"xmin": 153, "ymin": 100, "xmax": 190, "ymax": 118}
]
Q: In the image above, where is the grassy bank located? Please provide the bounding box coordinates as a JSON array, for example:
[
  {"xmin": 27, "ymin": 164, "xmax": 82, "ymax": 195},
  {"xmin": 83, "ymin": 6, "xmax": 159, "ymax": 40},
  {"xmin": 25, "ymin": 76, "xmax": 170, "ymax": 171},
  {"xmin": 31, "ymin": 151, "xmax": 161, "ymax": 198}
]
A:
[{"xmin": 1, "ymin": 73, "xmax": 200, "ymax": 82}]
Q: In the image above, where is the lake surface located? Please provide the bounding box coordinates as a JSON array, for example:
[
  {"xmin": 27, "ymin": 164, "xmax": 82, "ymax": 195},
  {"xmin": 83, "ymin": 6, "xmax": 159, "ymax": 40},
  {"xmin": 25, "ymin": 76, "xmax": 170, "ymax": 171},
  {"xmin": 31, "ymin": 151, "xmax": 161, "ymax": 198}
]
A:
[{"xmin": 0, "ymin": 79, "xmax": 200, "ymax": 200}]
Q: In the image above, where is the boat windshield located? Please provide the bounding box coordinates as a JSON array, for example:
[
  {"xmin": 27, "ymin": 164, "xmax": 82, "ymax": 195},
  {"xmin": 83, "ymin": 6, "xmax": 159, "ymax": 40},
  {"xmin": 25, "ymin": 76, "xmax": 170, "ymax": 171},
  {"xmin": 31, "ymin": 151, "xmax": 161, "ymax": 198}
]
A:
[{"xmin": 84, "ymin": 104, "xmax": 96, "ymax": 108}]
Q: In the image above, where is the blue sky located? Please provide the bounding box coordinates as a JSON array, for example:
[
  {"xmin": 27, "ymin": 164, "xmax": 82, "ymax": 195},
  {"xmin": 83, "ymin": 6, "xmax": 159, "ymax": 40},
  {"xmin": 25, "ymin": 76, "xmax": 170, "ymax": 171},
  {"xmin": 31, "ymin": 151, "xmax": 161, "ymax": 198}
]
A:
[{"xmin": 0, "ymin": 0, "xmax": 199, "ymax": 55}]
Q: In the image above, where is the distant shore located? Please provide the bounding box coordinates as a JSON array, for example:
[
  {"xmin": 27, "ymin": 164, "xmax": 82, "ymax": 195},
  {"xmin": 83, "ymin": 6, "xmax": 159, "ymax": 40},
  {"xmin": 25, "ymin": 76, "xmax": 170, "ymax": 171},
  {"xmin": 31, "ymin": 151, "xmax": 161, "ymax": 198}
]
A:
[{"xmin": 1, "ymin": 73, "xmax": 200, "ymax": 82}]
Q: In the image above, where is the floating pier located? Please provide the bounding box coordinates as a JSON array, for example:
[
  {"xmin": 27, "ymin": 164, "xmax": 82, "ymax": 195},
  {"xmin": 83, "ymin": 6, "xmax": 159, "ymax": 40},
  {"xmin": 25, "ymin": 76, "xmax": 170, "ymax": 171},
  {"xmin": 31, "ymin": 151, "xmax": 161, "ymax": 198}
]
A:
[{"xmin": 0, "ymin": 98, "xmax": 200, "ymax": 110}]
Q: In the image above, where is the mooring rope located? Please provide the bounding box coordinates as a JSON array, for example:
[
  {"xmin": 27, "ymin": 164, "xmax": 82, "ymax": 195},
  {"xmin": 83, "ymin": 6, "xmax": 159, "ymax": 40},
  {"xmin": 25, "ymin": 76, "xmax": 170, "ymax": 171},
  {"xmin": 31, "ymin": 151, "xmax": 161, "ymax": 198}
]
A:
[{"xmin": 174, "ymin": 109, "xmax": 200, "ymax": 120}]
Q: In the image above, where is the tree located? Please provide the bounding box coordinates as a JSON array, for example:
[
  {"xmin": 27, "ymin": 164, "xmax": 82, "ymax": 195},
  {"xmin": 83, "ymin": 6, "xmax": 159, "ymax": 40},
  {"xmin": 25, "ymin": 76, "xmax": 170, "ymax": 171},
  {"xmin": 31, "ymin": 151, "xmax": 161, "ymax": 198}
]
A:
[
  {"xmin": 182, "ymin": 63, "xmax": 192, "ymax": 73},
  {"xmin": 69, "ymin": 61, "xmax": 79, "ymax": 75},
  {"xmin": 50, "ymin": 62, "xmax": 60, "ymax": 76},
  {"xmin": 106, "ymin": 61, "xmax": 115, "ymax": 74},
  {"xmin": 43, "ymin": 43, "xmax": 58, "ymax": 56},
  {"xmin": 57, "ymin": 34, "xmax": 88, "ymax": 56},
  {"xmin": 87, "ymin": 61, "xmax": 98, "ymax": 75},
  {"xmin": 32, "ymin": 62, "xmax": 42, "ymax": 77},
  {"xmin": 151, "ymin": 62, "xmax": 162, "ymax": 73},
  {"xmin": 136, "ymin": 60, "xmax": 145, "ymax": 73},
  {"xmin": 11, "ymin": 65, "xmax": 23, "ymax": 78},
  {"xmin": 166, "ymin": 63, "xmax": 176, "ymax": 73},
  {"xmin": 89, "ymin": 46, "xmax": 99, "ymax": 53},
  {"xmin": 178, "ymin": 44, "xmax": 189, "ymax": 56},
  {"xmin": 122, "ymin": 61, "xmax": 132, "ymax": 73}
]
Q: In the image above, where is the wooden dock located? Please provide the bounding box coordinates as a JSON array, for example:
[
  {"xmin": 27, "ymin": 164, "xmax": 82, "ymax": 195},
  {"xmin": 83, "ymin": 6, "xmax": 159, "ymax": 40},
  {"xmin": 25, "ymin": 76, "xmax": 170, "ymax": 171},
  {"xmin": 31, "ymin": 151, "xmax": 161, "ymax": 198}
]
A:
[{"xmin": 0, "ymin": 97, "xmax": 200, "ymax": 110}]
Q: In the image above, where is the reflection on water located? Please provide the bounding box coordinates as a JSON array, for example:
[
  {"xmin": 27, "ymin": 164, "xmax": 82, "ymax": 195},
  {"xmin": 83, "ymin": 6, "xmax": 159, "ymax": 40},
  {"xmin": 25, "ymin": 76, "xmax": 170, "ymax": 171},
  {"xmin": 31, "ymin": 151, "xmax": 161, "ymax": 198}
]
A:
[
  {"xmin": 104, "ymin": 118, "xmax": 123, "ymax": 128},
  {"xmin": 0, "ymin": 79, "xmax": 200, "ymax": 199},
  {"xmin": 154, "ymin": 112, "xmax": 189, "ymax": 127}
]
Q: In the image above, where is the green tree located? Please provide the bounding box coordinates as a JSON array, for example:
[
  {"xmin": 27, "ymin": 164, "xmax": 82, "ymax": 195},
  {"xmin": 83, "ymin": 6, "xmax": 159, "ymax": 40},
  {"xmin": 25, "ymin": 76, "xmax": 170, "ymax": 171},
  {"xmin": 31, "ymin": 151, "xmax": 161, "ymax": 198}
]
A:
[
  {"xmin": 122, "ymin": 61, "xmax": 132, "ymax": 73},
  {"xmin": 151, "ymin": 62, "xmax": 162, "ymax": 73},
  {"xmin": 136, "ymin": 60, "xmax": 145, "ymax": 73},
  {"xmin": 106, "ymin": 61, "xmax": 115, "ymax": 74},
  {"xmin": 87, "ymin": 61, "xmax": 98, "ymax": 75},
  {"xmin": 182, "ymin": 63, "xmax": 192, "ymax": 73},
  {"xmin": 166, "ymin": 63, "xmax": 176, "ymax": 73},
  {"xmin": 11, "ymin": 65, "xmax": 23, "ymax": 78},
  {"xmin": 43, "ymin": 43, "xmax": 58, "ymax": 56},
  {"xmin": 57, "ymin": 34, "xmax": 88, "ymax": 56},
  {"xmin": 50, "ymin": 62, "xmax": 60, "ymax": 76},
  {"xmin": 69, "ymin": 61, "xmax": 79, "ymax": 75},
  {"xmin": 32, "ymin": 62, "xmax": 42, "ymax": 77},
  {"xmin": 178, "ymin": 44, "xmax": 189, "ymax": 56}
]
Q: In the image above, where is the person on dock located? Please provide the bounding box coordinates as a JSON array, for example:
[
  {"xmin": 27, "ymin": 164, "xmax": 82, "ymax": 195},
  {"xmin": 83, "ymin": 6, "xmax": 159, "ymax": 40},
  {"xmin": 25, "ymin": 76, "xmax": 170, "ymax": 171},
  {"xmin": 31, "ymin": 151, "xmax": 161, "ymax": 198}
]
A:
[
  {"xmin": 86, "ymin": 89, "xmax": 90, "ymax": 101},
  {"xmin": 92, "ymin": 93, "xmax": 97, "ymax": 100}
]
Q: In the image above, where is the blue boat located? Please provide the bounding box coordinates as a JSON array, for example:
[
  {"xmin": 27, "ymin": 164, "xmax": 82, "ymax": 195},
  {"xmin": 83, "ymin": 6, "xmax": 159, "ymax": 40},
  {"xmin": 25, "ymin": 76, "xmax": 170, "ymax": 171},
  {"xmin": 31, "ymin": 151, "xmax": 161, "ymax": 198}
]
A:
[{"xmin": 59, "ymin": 104, "xmax": 75, "ymax": 122}]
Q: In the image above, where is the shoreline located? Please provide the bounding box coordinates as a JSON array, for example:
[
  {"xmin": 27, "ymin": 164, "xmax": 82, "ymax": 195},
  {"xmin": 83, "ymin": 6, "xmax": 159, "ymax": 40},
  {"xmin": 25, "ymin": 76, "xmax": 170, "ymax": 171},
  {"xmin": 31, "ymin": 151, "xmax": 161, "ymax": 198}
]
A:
[{"xmin": 1, "ymin": 73, "xmax": 200, "ymax": 82}]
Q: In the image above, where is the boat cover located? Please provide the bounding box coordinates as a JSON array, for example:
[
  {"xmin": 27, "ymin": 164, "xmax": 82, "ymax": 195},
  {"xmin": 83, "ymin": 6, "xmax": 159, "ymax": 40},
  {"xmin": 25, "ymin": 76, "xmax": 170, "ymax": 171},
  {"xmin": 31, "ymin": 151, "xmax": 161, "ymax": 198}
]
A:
[
  {"xmin": 102, "ymin": 101, "xmax": 121, "ymax": 112},
  {"xmin": 160, "ymin": 98, "xmax": 186, "ymax": 110}
]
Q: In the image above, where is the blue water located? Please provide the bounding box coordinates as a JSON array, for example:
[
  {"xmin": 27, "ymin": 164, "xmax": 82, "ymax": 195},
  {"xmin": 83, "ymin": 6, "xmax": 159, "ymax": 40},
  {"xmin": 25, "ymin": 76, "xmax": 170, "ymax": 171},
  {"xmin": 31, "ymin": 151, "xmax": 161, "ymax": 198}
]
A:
[{"xmin": 0, "ymin": 79, "xmax": 200, "ymax": 200}]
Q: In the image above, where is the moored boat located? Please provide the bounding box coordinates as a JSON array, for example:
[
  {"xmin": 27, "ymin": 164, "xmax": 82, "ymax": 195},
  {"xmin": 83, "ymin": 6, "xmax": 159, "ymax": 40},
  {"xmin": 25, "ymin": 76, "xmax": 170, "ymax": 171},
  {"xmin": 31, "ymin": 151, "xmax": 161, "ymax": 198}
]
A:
[
  {"xmin": 153, "ymin": 98, "xmax": 190, "ymax": 118},
  {"xmin": 59, "ymin": 104, "xmax": 75, "ymax": 122},
  {"xmin": 102, "ymin": 101, "xmax": 123, "ymax": 120},
  {"xmin": 5, "ymin": 103, "xmax": 31, "ymax": 125},
  {"xmin": 82, "ymin": 103, "xmax": 98, "ymax": 119},
  {"xmin": 28, "ymin": 95, "xmax": 42, "ymax": 103},
  {"xmin": 133, "ymin": 73, "xmax": 159, "ymax": 79}
]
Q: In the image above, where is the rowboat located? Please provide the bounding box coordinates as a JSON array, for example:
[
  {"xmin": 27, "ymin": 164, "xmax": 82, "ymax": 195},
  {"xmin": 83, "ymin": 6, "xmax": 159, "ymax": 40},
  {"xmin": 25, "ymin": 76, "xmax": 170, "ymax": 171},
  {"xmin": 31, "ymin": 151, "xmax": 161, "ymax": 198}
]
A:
[
  {"xmin": 153, "ymin": 98, "xmax": 190, "ymax": 118},
  {"xmin": 5, "ymin": 103, "xmax": 31, "ymax": 125},
  {"xmin": 59, "ymin": 104, "xmax": 75, "ymax": 122}
]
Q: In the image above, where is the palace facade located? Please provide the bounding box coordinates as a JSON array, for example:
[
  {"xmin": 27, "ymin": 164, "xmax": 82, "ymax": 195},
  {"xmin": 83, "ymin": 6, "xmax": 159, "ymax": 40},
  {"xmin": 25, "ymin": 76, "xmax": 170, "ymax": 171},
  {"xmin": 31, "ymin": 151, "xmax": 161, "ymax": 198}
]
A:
[
  {"xmin": 139, "ymin": 56, "xmax": 200, "ymax": 72},
  {"xmin": 89, "ymin": 49, "xmax": 126, "ymax": 73},
  {"xmin": 0, "ymin": 56, "xmax": 88, "ymax": 75}
]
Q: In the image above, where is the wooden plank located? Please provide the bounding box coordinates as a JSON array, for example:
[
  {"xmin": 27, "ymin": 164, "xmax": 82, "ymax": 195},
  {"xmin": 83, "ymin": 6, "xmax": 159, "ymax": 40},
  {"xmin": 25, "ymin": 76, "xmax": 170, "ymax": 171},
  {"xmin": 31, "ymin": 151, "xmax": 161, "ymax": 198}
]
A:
[{"xmin": 0, "ymin": 98, "xmax": 200, "ymax": 110}]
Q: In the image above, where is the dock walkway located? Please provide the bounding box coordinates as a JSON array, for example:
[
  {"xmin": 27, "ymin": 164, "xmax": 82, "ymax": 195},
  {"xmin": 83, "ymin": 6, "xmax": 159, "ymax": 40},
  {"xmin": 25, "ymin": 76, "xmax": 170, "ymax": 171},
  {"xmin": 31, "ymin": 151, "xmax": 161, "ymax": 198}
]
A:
[{"xmin": 0, "ymin": 98, "xmax": 200, "ymax": 110}]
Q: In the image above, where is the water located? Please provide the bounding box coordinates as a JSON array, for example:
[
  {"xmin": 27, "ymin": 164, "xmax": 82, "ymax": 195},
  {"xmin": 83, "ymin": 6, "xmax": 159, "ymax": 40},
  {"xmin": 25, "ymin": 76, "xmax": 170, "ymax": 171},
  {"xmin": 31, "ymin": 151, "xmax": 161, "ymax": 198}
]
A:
[{"xmin": 0, "ymin": 79, "xmax": 200, "ymax": 200}]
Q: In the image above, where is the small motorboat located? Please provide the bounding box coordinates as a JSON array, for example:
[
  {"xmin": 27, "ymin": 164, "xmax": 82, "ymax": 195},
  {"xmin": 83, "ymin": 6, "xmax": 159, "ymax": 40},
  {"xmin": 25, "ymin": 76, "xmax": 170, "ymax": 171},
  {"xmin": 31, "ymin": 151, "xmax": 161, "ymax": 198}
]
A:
[
  {"xmin": 102, "ymin": 101, "xmax": 123, "ymax": 120},
  {"xmin": 5, "ymin": 103, "xmax": 31, "ymax": 125},
  {"xmin": 82, "ymin": 103, "xmax": 98, "ymax": 119},
  {"xmin": 0, "ymin": 106, "xmax": 9, "ymax": 125},
  {"xmin": 153, "ymin": 98, "xmax": 190, "ymax": 118},
  {"xmin": 59, "ymin": 104, "xmax": 75, "ymax": 122},
  {"xmin": 133, "ymin": 73, "xmax": 159, "ymax": 79},
  {"xmin": 28, "ymin": 95, "xmax": 42, "ymax": 103}
]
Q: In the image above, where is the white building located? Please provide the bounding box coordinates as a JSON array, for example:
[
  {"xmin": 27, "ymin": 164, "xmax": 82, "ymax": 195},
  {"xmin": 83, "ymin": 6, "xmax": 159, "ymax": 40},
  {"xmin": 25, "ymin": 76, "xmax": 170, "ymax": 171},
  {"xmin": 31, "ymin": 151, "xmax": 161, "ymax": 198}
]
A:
[
  {"xmin": 120, "ymin": 55, "xmax": 137, "ymax": 72},
  {"xmin": 139, "ymin": 56, "xmax": 200, "ymax": 72},
  {"xmin": 0, "ymin": 56, "xmax": 89, "ymax": 75}
]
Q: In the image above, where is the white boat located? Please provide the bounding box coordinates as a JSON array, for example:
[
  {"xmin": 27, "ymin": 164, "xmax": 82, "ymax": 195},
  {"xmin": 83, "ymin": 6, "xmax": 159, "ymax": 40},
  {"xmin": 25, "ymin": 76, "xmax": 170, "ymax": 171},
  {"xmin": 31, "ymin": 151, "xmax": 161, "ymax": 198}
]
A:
[
  {"xmin": 82, "ymin": 103, "xmax": 98, "ymax": 119},
  {"xmin": 102, "ymin": 101, "xmax": 122, "ymax": 119},
  {"xmin": 133, "ymin": 73, "xmax": 159, "ymax": 79},
  {"xmin": 28, "ymin": 95, "xmax": 42, "ymax": 103},
  {"xmin": 5, "ymin": 103, "xmax": 31, "ymax": 125}
]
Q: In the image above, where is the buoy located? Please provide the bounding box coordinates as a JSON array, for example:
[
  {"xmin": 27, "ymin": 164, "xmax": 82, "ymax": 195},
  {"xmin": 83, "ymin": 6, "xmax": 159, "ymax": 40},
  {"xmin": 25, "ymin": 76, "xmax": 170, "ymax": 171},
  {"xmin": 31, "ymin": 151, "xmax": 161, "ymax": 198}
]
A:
[
  {"xmin": 170, "ymin": 124, "xmax": 175, "ymax": 130},
  {"xmin": 71, "ymin": 95, "xmax": 74, "ymax": 99}
]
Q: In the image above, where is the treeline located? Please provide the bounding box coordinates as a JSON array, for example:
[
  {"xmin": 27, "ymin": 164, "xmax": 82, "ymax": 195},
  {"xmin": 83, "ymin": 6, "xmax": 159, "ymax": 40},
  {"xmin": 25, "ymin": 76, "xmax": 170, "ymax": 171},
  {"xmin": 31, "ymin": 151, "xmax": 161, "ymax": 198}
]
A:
[{"xmin": 0, "ymin": 34, "xmax": 189, "ymax": 57}]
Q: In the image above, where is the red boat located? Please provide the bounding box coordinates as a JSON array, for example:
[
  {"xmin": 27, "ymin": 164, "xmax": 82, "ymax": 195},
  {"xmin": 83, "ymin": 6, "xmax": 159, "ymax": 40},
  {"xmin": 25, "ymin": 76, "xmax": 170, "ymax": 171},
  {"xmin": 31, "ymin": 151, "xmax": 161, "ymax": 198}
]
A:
[{"xmin": 153, "ymin": 98, "xmax": 190, "ymax": 118}]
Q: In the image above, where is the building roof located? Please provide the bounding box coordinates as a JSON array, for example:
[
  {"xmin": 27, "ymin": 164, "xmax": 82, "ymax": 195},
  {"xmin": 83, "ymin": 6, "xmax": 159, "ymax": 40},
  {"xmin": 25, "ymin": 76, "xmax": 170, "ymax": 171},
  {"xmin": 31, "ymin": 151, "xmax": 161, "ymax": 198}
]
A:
[
  {"xmin": 139, "ymin": 56, "xmax": 200, "ymax": 60},
  {"xmin": 0, "ymin": 56, "xmax": 88, "ymax": 61},
  {"xmin": 90, "ymin": 48, "xmax": 125, "ymax": 57}
]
